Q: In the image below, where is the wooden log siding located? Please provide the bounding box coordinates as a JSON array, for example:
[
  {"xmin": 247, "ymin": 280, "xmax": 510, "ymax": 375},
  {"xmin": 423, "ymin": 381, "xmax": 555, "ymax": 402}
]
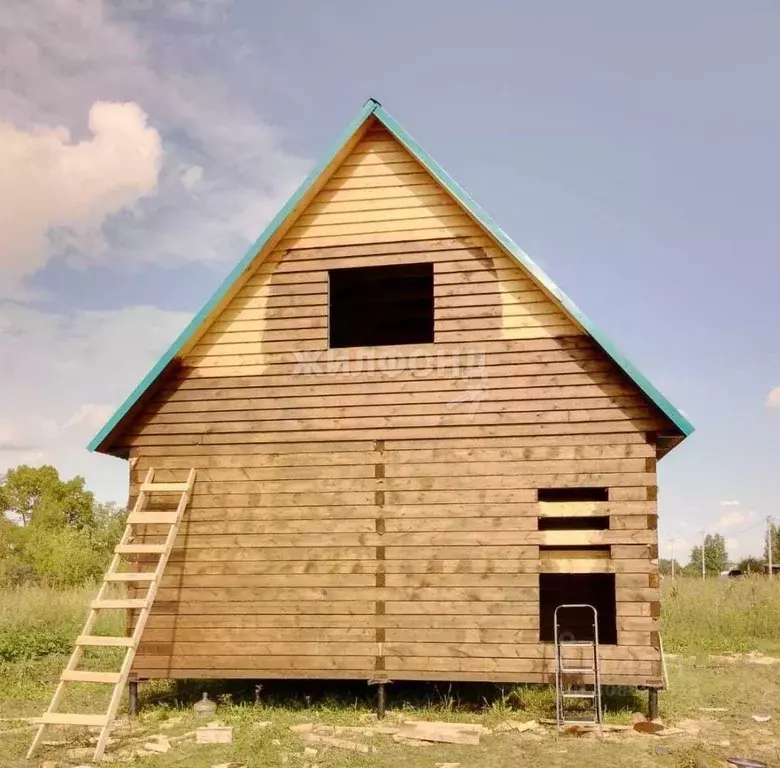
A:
[{"xmin": 124, "ymin": 124, "xmax": 665, "ymax": 686}]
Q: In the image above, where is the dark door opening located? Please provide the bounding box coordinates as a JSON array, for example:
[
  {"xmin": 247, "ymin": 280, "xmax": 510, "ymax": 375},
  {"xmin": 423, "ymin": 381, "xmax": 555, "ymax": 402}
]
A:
[{"xmin": 539, "ymin": 573, "xmax": 617, "ymax": 644}]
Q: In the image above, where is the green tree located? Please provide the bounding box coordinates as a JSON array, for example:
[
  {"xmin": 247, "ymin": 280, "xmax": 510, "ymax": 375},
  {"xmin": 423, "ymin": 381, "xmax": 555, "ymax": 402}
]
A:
[
  {"xmin": 0, "ymin": 465, "xmax": 125, "ymax": 586},
  {"xmin": 736, "ymin": 556, "xmax": 766, "ymax": 574},
  {"xmin": 763, "ymin": 523, "xmax": 780, "ymax": 563},
  {"xmin": 688, "ymin": 533, "xmax": 729, "ymax": 576},
  {"xmin": 658, "ymin": 558, "xmax": 682, "ymax": 576},
  {"xmin": 0, "ymin": 465, "xmax": 94, "ymax": 529}
]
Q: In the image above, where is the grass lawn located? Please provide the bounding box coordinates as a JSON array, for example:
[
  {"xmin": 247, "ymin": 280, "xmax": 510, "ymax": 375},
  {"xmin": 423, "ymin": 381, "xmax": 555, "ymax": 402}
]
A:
[{"xmin": 1, "ymin": 578, "xmax": 779, "ymax": 767}]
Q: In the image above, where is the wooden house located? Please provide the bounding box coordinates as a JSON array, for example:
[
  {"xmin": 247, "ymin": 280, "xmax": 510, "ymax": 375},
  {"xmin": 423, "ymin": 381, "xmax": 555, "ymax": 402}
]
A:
[{"xmin": 90, "ymin": 99, "xmax": 692, "ymax": 697}]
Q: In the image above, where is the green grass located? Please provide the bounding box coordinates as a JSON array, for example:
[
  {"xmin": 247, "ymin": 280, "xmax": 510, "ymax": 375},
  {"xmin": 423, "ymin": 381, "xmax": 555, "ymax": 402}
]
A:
[
  {"xmin": 661, "ymin": 575, "xmax": 780, "ymax": 655},
  {"xmin": 0, "ymin": 583, "xmax": 123, "ymax": 662},
  {"xmin": 2, "ymin": 578, "xmax": 780, "ymax": 766},
  {"xmin": 3, "ymin": 576, "xmax": 779, "ymax": 663}
]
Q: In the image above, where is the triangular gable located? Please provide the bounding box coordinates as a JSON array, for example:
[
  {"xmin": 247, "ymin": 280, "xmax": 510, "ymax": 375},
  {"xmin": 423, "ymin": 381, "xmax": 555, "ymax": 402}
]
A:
[{"xmin": 89, "ymin": 98, "xmax": 693, "ymax": 455}]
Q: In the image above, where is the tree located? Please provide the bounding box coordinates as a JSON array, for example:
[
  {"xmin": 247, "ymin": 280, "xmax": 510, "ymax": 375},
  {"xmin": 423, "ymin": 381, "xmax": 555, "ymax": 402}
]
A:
[
  {"xmin": 763, "ymin": 522, "xmax": 780, "ymax": 564},
  {"xmin": 0, "ymin": 465, "xmax": 124, "ymax": 586},
  {"xmin": 688, "ymin": 533, "xmax": 729, "ymax": 576},
  {"xmin": 658, "ymin": 558, "xmax": 682, "ymax": 576},
  {"xmin": 0, "ymin": 465, "xmax": 94, "ymax": 529},
  {"xmin": 736, "ymin": 556, "xmax": 766, "ymax": 574}
]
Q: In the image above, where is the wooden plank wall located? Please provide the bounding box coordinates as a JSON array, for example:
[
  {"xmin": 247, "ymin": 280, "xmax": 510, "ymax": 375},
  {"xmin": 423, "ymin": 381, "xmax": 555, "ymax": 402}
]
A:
[{"xmin": 122, "ymin": 121, "xmax": 666, "ymax": 686}]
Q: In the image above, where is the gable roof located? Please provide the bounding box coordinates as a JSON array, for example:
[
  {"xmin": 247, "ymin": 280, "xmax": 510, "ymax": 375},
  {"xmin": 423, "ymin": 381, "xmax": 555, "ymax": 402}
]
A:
[{"xmin": 89, "ymin": 97, "xmax": 693, "ymax": 455}]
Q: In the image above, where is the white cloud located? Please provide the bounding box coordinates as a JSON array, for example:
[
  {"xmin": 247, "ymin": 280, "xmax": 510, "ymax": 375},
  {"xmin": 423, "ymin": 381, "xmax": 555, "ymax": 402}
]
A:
[
  {"xmin": 718, "ymin": 510, "xmax": 749, "ymax": 528},
  {"xmin": 180, "ymin": 165, "xmax": 204, "ymax": 190},
  {"xmin": 0, "ymin": 303, "xmax": 190, "ymax": 500},
  {"xmin": 0, "ymin": 101, "xmax": 162, "ymax": 294},
  {"xmin": 0, "ymin": 0, "xmax": 310, "ymax": 289},
  {"xmin": 62, "ymin": 404, "xmax": 117, "ymax": 432},
  {"xmin": 766, "ymin": 387, "xmax": 780, "ymax": 409},
  {"xmin": 0, "ymin": 0, "xmax": 311, "ymax": 501}
]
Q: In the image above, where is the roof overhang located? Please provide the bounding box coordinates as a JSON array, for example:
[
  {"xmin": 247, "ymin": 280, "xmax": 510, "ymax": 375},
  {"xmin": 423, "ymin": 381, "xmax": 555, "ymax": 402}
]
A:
[{"xmin": 90, "ymin": 98, "xmax": 693, "ymax": 456}]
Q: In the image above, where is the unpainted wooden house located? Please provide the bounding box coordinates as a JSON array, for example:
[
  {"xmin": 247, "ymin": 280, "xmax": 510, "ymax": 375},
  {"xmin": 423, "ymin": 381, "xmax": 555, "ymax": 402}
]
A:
[{"xmin": 90, "ymin": 99, "xmax": 692, "ymax": 695}]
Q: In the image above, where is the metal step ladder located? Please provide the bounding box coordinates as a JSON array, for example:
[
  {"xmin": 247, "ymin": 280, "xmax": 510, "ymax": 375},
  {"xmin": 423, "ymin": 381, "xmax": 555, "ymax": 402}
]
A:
[
  {"xmin": 554, "ymin": 604, "xmax": 603, "ymax": 726},
  {"xmin": 27, "ymin": 467, "xmax": 197, "ymax": 763}
]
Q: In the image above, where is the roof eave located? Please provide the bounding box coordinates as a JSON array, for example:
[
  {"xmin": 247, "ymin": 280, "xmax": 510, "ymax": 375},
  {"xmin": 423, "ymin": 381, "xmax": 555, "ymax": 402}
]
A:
[
  {"xmin": 89, "ymin": 97, "xmax": 692, "ymax": 457},
  {"xmin": 373, "ymin": 105, "xmax": 693, "ymax": 443},
  {"xmin": 88, "ymin": 98, "xmax": 383, "ymax": 454}
]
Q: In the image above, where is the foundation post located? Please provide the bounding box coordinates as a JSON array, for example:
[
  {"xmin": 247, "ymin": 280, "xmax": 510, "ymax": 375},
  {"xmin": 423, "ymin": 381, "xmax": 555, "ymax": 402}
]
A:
[
  {"xmin": 128, "ymin": 679, "xmax": 139, "ymax": 717},
  {"xmin": 646, "ymin": 686, "xmax": 660, "ymax": 720},
  {"xmin": 377, "ymin": 682, "xmax": 386, "ymax": 719}
]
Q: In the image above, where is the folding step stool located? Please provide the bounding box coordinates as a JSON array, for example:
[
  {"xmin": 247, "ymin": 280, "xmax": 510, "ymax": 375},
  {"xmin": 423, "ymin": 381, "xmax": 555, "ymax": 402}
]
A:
[{"xmin": 554, "ymin": 603, "xmax": 603, "ymax": 727}]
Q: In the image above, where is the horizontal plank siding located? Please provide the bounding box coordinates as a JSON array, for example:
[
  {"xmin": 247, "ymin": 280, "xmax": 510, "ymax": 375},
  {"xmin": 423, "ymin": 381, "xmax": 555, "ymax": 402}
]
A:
[{"xmin": 124, "ymin": 118, "xmax": 664, "ymax": 687}]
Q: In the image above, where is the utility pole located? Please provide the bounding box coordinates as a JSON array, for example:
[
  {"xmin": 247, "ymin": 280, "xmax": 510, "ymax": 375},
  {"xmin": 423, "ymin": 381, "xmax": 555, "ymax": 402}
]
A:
[
  {"xmin": 768, "ymin": 516, "xmax": 774, "ymax": 579},
  {"xmin": 701, "ymin": 531, "xmax": 706, "ymax": 580},
  {"xmin": 671, "ymin": 539, "xmax": 676, "ymax": 581}
]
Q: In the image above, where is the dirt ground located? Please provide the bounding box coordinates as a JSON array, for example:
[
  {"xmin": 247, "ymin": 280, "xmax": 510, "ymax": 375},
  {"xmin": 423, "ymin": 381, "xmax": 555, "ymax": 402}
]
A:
[{"xmin": 1, "ymin": 653, "xmax": 778, "ymax": 768}]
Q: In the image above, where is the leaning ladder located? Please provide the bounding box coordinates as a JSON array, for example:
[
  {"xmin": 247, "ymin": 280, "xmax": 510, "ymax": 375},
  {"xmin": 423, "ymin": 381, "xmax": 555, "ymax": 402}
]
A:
[
  {"xmin": 27, "ymin": 467, "xmax": 197, "ymax": 763},
  {"xmin": 554, "ymin": 603, "xmax": 603, "ymax": 727}
]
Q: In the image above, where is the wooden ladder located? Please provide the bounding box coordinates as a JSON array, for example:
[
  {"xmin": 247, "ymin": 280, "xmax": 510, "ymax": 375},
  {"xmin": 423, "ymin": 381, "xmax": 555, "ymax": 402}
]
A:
[{"xmin": 27, "ymin": 467, "xmax": 197, "ymax": 763}]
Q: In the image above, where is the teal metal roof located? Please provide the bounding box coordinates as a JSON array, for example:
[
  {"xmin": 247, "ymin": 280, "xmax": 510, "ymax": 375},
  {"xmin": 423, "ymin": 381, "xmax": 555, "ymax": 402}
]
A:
[{"xmin": 89, "ymin": 97, "xmax": 693, "ymax": 454}]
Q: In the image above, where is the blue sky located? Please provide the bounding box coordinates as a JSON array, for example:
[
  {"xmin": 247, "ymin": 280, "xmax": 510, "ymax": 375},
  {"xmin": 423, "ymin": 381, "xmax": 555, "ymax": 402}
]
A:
[{"xmin": 1, "ymin": 0, "xmax": 778, "ymax": 562}]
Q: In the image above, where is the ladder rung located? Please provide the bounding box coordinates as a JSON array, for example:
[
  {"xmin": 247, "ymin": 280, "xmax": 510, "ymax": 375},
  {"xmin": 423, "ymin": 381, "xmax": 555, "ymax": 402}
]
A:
[
  {"xmin": 77, "ymin": 635, "xmax": 135, "ymax": 647},
  {"xmin": 115, "ymin": 543, "xmax": 166, "ymax": 554},
  {"xmin": 141, "ymin": 482, "xmax": 190, "ymax": 492},
  {"xmin": 90, "ymin": 599, "xmax": 147, "ymax": 610},
  {"xmin": 562, "ymin": 718, "xmax": 599, "ymax": 725},
  {"xmin": 560, "ymin": 667, "xmax": 595, "ymax": 674},
  {"xmin": 563, "ymin": 692, "xmax": 596, "ymax": 699},
  {"xmin": 104, "ymin": 572, "xmax": 156, "ymax": 582},
  {"xmin": 38, "ymin": 712, "xmax": 109, "ymax": 727},
  {"xmin": 128, "ymin": 512, "xmax": 179, "ymax": 525},
  {"xmin": 61, "ymin": 670, "xmax": 122, "ymax": 684}
]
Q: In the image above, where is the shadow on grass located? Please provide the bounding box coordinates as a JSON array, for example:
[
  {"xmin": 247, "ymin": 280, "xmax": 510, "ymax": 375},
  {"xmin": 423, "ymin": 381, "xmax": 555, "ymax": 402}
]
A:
[{"xmin": 141, "ymin": 678, "xmax": 646, "ymax": 719}]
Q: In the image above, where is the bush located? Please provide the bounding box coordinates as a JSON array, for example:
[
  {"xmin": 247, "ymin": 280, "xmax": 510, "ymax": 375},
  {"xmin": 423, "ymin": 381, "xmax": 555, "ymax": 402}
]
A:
[
  {"xmin": 0, "ymin": 627, "xmax": 73, "ymax": 662},
  {"xmin": 22, "ymin": 526, "xmax": 112, "ymax": 587}
]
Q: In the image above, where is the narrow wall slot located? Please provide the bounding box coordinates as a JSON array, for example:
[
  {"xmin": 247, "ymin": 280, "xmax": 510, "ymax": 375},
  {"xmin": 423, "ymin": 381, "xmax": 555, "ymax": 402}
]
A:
[
  {"xmin": 538, "ymin": 517, "xmax": 609, "ymax": 531},
  {"xmin": 538, "ymin": 488, "xmax": 608, "ymax": 502}
]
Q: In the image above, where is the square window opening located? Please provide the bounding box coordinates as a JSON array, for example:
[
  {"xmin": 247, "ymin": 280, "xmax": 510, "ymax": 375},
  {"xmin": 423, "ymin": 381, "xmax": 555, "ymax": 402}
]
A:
[
  {"xmin": 329, "ymin": 263, "xmax": 434, "ymax": 348},
  {"xmin": 538, "ymin": 488, "xmax": 608, "ymax": 502},
  {"xmin": 539, "ymin": 573, "xmax": 617, "ymax": 645}
]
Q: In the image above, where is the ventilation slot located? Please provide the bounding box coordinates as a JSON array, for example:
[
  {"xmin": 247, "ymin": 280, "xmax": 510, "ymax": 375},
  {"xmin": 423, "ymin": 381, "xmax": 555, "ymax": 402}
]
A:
[
  {"xmin": 538, "ymin": 488, "xmax": 608, "ymax": 502},
  {"xmin": 538, "ymin": 517, "xmax": 609, "ymax": 531}
]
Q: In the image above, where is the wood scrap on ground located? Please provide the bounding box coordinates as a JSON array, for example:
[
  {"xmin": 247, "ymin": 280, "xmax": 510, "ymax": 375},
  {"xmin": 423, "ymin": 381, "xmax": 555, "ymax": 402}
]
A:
[{"xmin": 393, "ymin": 720, "xmax": 488, "ymax": 745}]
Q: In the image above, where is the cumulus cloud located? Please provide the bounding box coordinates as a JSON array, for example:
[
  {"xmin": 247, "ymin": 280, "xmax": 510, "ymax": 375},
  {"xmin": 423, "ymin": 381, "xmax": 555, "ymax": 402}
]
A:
[
  {"xmin": 766, "ymin": 387, "xmax": 780, "ymax": 409},
  {"xmin": 715, "ymin": 500, "xmax": 756, "ymax": 530},
  {"xmin": 0, "ymin": 101, "xmax": 162, "ymax": 293},
  {"xmin": 0, "ymin": 0, "xmax": 311, "ymax": 499},
  {"xmin": 0, "ymin": 0, "xmax": 309, "ymax": 288}
]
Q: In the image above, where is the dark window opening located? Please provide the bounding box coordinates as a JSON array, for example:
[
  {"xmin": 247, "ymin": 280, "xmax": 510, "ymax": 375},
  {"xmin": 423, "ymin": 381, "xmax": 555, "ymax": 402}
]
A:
[
  {"xmin": 538, "ymin": 516, "xmax": 609, "ymax": 531},
  {"xmin": 539, "ymin": 573, "xmax": 617, "ymax": 644},
  {"xmin": 538, "ymin": 488, "xmax": 608, "ymax": 502},
  {"xmin": 539, "ymin": 545, "xmax": 611, "ymax": 555},
  {"xmin": 329, "ymin": 263, "xmax": 434, "ymax": 348}
]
